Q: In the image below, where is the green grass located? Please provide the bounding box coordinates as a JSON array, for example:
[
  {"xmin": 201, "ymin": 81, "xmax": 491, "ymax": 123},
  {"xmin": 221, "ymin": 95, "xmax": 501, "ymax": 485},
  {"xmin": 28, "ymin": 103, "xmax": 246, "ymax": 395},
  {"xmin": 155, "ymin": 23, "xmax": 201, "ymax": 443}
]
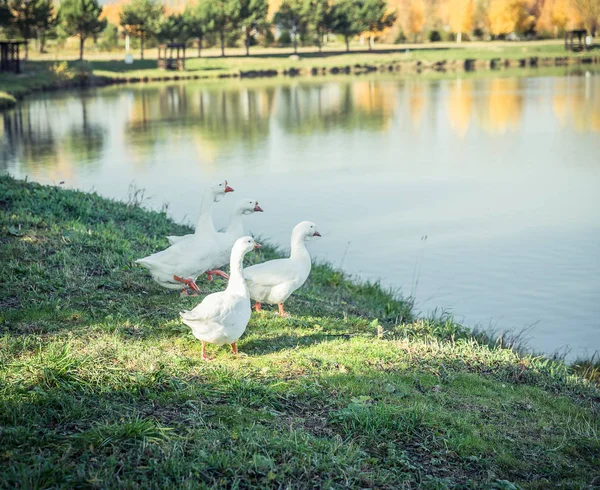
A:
[
  {"xmin": 1, "ymin": 175, "xmax": 599, "ymax": 488},
  {"xmin": 1, "ymin": 41, "xmax": 598, "ymax": 103}
]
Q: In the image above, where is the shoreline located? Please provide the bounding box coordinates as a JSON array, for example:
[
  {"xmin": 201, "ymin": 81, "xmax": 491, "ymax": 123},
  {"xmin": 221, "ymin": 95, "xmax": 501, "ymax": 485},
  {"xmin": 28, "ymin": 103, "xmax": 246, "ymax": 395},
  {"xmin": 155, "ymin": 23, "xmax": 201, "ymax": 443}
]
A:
[{"xmin": 1, "ymin": 51, "xmax": 599, "ymax": 110}]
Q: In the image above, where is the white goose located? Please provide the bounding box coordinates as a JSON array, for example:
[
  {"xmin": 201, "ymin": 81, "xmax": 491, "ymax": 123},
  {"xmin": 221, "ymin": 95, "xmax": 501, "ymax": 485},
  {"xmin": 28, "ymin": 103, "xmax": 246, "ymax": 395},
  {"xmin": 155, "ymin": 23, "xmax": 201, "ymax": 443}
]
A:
[
  {"xmin": 135, "ymin": 234, "xmax": 221, "ymax": 294},
  {"xmin": 166, "ymin": 179, "xmax": 233, "ymax": 245},
  {"xmin": 136, "ymin": 199, "xmax": 263, "ymax": 292},
  {"xmin": 180, "ymin": 236, "xmax": 261, "ymax": 360},
  {"xmin": 245, "ymin": 221, "xmax": 321, "ymax": 317}
]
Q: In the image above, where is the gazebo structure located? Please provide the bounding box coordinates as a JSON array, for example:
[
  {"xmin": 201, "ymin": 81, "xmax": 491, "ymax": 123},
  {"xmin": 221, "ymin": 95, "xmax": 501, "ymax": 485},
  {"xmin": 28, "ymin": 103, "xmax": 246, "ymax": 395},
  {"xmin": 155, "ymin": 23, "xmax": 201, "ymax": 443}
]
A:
[
  {"xmin": 0, "ymin": 41, "xmax": 27, "ymax": 74},
  {"xmin": 564, "ymin": 30, "xmax": 588, "ymax": 51},
  {"xmin": 158, "ymin": 43, "xmax": 186, "ymax": 71}
]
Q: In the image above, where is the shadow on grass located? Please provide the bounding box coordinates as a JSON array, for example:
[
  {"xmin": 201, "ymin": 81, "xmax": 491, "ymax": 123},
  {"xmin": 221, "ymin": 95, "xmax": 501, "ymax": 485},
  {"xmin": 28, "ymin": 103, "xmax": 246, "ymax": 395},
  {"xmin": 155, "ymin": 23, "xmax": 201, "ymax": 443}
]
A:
[{"xmin": 203, "ymin": 46, "xmax": 453, "ymax": 60}]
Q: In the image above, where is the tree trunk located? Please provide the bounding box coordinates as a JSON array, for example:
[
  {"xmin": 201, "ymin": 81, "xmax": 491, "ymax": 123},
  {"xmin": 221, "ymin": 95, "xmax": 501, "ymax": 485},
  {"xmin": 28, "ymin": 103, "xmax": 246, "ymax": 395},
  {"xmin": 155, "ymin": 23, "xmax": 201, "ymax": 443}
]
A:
[
  {"xmin": 39, "ymin": 32, "xmax": 46, "ymax": 54},
  {"xmin": 246, "ymin": 30, "xmax": 250, "ymax": 56},
  {"xmin": 293, "ymin": 24, "xmax": 298, "ymax": 54},
  {"xmin": 369, "ymin": 34, "xmax": 374, "ymax": 51},
  {"xmin": 198, "ymin": 37, "xmax": 202, "ymax": 57},
  {"xmin": 456, "ymin": 32, "xmax": 462, "ymax": 43},
  {"xmin": 220, "ymin": 29, "xmax": 225, "ymax": 57},
  {"xmin": 317, "ymin": 28, "xmax": 322, "ymax": 52},
  {"xmin": 141, "ymin": 31, "xmax": 144, "ymax": 60},
  {"xmin": 24, "ymin": 39, "xmax": 29, "ymax": 60},
  {"xmin": 345, "ymin": 35, "xmax": 350, "ymax": 52},
  {"xmin": 79, "ymin": 35, "xmax": 84, "ymax": 60}
]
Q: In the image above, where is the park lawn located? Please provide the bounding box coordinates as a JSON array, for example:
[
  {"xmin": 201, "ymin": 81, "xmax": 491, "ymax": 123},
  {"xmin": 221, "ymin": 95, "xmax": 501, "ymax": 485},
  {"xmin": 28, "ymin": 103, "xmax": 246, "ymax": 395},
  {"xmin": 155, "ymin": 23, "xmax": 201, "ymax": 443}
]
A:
[{"xmin": 0, "ymin": 175, "xmax": 599, "ymax": 489}]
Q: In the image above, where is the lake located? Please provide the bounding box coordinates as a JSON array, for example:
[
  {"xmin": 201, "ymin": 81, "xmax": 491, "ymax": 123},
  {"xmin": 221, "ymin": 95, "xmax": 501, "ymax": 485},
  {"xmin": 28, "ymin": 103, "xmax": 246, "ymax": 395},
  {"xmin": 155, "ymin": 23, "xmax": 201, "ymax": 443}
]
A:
[{"xmin": 2, "ymin": 68, "xmax": 599, "ymax": 360}]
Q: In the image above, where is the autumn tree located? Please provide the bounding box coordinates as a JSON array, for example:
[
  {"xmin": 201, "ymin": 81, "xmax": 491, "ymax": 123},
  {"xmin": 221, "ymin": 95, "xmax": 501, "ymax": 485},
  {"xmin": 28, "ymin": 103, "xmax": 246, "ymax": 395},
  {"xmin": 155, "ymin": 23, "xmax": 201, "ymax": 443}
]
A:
[
  {"xmin": 240, "ymin": 0, "xmax": 269, "ymax": 55},
  {"xmin": 330, "ymin": 0, "xmax": 363, "ymax": 51},
  {"xmin": 120, "ymin": 0, "xmax": 163, "ymax": 60},
  {"xmin": 448, "ymin": 0, "xmax": 475, "ymax": 42},
  {"xmin": 399, "ymin": 0, "xmax": 425, "ymax": 42},
  {"xmin": 573, "ymin": 0, "xmax": 599, "ymax": 35},
  {"xmin": 202, "ymin": 0, "xmax": 241, "ymax": 57},
  {"xmin": 488, "ymin": 0, "xmax": 534, "ymax": 35},
  {"xmin": 59, "ymin": 0, "xmax": 106, "ymax": 60},
  {"xmin": 360, "ymin": 0, "xmax": 396, "ymax": 49},
  {"xmin": 274, "ymin": 0, "xmax": 307, "ymax": 53},
  {"xmin": 536, "ymin": 0, "xmax": 569, "ymax": 36}
]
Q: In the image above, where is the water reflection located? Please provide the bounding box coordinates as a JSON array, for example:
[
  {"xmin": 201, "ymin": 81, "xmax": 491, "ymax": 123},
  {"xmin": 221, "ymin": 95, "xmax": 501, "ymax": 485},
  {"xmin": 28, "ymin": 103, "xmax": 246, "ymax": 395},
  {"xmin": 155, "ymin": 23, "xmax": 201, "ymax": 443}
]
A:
[{"xmin": 3, "ymin": 72, "xmax": 599, "ymax": 173}]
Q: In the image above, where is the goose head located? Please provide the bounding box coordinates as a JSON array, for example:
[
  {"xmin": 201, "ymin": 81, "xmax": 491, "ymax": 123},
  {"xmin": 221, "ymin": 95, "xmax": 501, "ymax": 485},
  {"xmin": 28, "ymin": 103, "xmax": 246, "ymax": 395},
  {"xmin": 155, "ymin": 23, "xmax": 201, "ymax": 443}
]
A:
[
  {"xmin": 233, "ymin": 236, "xmax": 262, "ymax": 257},
  {"xmin": 236, "ymin": 198, "xmax": 264, "ymax": 216},
  {"xmin": 210, "ymin": 180, "xmax": 234, "ymax": 202},
  {"xmin": 293, "ymin": 221, "xmax": 322, "ymax": 240}
]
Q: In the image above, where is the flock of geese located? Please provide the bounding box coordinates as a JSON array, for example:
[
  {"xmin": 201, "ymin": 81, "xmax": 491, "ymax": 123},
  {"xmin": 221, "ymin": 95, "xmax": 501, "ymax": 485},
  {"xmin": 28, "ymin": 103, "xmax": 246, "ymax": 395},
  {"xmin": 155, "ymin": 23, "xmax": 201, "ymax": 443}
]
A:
[{"xmin": 136, "ymin": 180, "xmax": 321, "ymax": 359}]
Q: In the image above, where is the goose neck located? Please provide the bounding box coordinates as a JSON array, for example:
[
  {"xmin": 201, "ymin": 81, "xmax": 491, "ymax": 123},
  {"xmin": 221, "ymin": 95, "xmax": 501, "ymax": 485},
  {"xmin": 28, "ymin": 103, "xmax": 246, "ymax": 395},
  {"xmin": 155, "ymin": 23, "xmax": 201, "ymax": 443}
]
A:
[
  {"xmin": 290, "ymin": 234, "xmax": 309, "ymax": 262},
  {"xmin": 227, "ymin": 249, "xmax": 248, "ymax": 295}
]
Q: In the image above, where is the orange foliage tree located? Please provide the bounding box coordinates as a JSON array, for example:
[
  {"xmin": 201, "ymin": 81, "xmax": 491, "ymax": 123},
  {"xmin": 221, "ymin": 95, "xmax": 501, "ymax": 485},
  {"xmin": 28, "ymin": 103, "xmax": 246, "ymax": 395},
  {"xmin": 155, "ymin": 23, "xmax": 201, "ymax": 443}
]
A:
[
  {"xmin": 398, "ymin": 0, "xmax": 426, "ymax": 41},
  {"xmin": 488, "ymin": 0, "xmax": 535, "ymax": 35},
  {"xmin": 536, "ymin": 0, "xmax": 570, "ymax": 36},
  {"xmin": 573, "ymin": 0, "xmax": 599, "ymax": 35},
  {"xmin": 448, "ymin": 0, "xmax": 475, "ymax": 41}
]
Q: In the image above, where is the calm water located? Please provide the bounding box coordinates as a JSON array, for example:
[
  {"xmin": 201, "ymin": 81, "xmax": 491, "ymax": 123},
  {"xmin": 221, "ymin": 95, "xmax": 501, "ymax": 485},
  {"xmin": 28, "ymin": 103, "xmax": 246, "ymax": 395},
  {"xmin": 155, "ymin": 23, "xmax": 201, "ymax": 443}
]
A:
[{"xmin": 2, "ymin": 70, "xmax": 599, "ymax": 359}]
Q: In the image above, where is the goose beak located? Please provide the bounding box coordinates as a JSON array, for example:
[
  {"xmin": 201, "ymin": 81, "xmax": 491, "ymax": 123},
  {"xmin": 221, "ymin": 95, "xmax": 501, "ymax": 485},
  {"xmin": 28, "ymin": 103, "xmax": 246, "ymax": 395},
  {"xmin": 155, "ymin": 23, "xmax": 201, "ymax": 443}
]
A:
[
  {"xmin": 313, "ymin": 231, "xmax": 322, "ymax": 237},
  {"xmin": 225, "ymin": 185, "xmax": 234, "ymax": 193},
  {"xmin": 254, "ymin": 243, "xmax": 262, "ymax": 249},
  {"xmin": 254, "ymin": 203, "xmax": 263, "ymax": 212}
]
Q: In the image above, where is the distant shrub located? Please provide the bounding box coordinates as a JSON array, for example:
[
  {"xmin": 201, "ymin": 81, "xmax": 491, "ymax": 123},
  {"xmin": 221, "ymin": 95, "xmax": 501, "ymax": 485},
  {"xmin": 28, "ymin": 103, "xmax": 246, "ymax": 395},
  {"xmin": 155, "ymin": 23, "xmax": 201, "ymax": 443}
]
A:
[
  {"xmin": 261, "ymin": 29, "xmax": 275, "ymax": 47},
  {"xmin": 428, "ymin": 30, "xmax": 441, "ymax": 42},
  {"xmin": 50, "ymin": 61, "xmax": 75, "ymax": 81},
  {"xmin": 278, "ymin": 29, "xmax": 292, "ymax": 46},
  {"xmin": 99, "ymin": 23, "xmax": 119, "ymax": 51},
  {"xmin": 473, "ymin": 27, "xmax": 484, "ymax": 39},
  {"xmin": 395, "ymin": 30, "xmax": 407, "ymax": 43}
]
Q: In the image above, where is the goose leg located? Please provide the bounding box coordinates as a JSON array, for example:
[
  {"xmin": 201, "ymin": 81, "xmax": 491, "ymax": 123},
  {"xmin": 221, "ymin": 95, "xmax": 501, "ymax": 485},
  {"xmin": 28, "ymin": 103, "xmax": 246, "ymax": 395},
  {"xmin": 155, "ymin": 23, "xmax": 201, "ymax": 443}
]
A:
[
  {"xmin": 278, "ymin": 303, "xmax": 289, "ymax": 317},
  {"xmin": 173, "ymin": 275, "xmax": 200, "ymax": 293},
  {"xmin": 201, "ymin": 342, "xmax": 213, "ymax": 361},
  {"xmin": 253, "ymin": 302, "xmax": 262, "ymax": 312},
  {"xmin": 206, "ymin": 269, "xmax": 229, "ymax": 280},
  {"xmin": 231, "ymin": 342, "xmax": 238, "ymax": 354}
]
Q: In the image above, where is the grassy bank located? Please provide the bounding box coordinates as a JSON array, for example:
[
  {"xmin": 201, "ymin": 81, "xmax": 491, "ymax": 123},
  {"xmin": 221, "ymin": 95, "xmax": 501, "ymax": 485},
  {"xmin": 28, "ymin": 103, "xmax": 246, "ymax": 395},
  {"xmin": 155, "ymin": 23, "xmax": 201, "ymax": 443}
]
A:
[
  {"xmin": 0, "ymin": 91, "xmax": 17, "ymax": 110},
  {"xmin": 1, "ymin": 175, "xmax": 599, "ymax": 488},
  {"xmin": 1, "ymin": 41, "xmax": 598, "ymax": 103}
]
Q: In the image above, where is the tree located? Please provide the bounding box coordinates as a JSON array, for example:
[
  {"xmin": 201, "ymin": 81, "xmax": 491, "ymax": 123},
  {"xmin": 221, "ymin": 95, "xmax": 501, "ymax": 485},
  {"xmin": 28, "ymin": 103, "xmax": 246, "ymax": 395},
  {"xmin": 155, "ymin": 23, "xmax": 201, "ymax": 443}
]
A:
[
  {"xmin": 448, "ymin": 0, "xmax": 475, "ymax": 42},
  {"xmin": 156, "ymin": 12, "xmax": 188, "ymax": 43},
  {"xmin": 330, "ymin": 0, "xmax": 363, "ymax": 51},
  {"xmin": 302, "ymin": 0, "xmax": 332, "ymax": 52},
  {"xmin": 536, "ymin": 0, "xmax": 569, "ymax": 37},
  {"xmin": 7, "ymin": 0, "xmax": 55, "ymax": 57},
  {"xmin": 274, "ymin": 0, "xmax": 307, "ymax": 53},
  {"xmin": 0, "ymin": 0, "xmax": 12, "ymax": 29},
  {"xmin": 202, "ymin": 0, "xmax": 242, "ymax": 57},
  {"xmin": 573, "ymin": 0, "xmax": 599, "ymax": 35},
  {"xmin": 185, "ymin": 3, "xmax": 209, "ymax": 57},
  {"xmin": 240, "ymin": 0, "xmax": 269, "ymax": 55},
  {"xmin": 361, "ymin": 0, "xmax": 396, "ymax": 49},
  {"xmin": 33, "ymin": 0, "xmax": 57, "ymax": 53},
  {"xmin": 120, "ymin": 0, "xmax": 163, "ymax": 60},
  {"xmin": 488, "ymin": 0, "xmax": 534, "ymax": 35},
  {"xmin": 59, "ymin": 0, "xmax": 106, "ymax": 60}
]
